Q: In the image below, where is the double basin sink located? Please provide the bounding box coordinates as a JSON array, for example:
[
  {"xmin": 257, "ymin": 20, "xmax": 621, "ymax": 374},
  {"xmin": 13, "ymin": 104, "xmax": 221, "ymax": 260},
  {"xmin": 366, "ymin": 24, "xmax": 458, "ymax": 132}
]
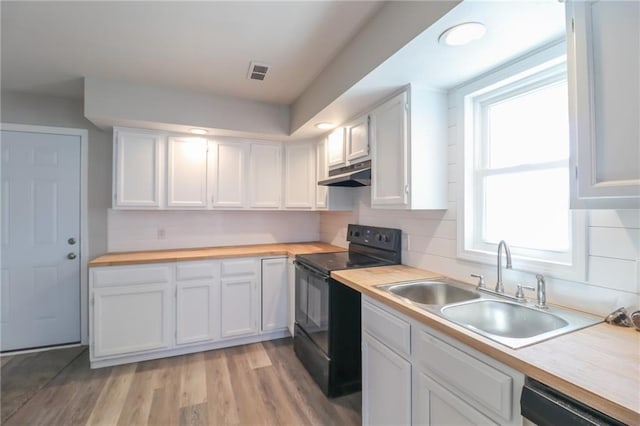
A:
[{"xmin": 377, "ymin": 278, "xmax": 601, "ymax": 349}]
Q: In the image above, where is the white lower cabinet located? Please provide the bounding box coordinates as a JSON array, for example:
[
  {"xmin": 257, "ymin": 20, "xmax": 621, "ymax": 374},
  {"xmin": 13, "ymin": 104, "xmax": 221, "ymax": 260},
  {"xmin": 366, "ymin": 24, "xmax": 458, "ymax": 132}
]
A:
[
  {"xmin": 362, "ymin": 296, "xmax": 524, "ymax": 426},
  {"xmin": 362, "ymin": 332, "xmax": 412, "ymax": 426},
  {"xmin": 90, "ymin": 256, "xmax": 288, "ymax": 368},
  {"xmin": 93, "ymin": 282, "xmax": 172, "ymax": 358},
  {"xmin": 175, "ymin": 261, "xmax": 219, "ymax": 345},
  {"xmin": 261, "ymin": 257, "xmax": 288, "ymax": 332}
]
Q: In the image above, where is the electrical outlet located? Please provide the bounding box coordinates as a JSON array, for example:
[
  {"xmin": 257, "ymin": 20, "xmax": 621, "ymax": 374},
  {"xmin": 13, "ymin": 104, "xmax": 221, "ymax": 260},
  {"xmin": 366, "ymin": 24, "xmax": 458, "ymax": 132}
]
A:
[{"xmin": 157, "ymin": 228, "xmax": 166, "ymax": 239}]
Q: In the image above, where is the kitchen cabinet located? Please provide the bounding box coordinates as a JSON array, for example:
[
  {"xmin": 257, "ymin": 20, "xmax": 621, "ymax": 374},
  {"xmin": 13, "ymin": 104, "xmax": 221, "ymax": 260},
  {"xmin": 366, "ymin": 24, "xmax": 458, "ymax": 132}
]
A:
[
  {"xmin": 175, "ymin": 261, "xmax": 219, "ymax": 345},
  {"xmin": 261, "ymin": 257, "xmax": 288, "ymax": 332},
  {"xmin": 326, "ymin": 128, "xmax": 346, "ymax": 169},
  {"xmin": 248, "ymin": 142, "xmax": 282, "ymax": 209},
  {"xmin": 113, "ymin": 129, "xmax": 162, "ymax": 208},
  {"xmin": 210, "ymin": 140, "xmax": 249, "ymax": 208},
  {"xmin": 346, "ymin": 115, "xmax": 370, "ymax": 162},
  {"xmin": 362, "ymin": 332, "xmax": 412, "ymax": 426},
  {"xmin": 361, "ymin": 296, "xmax": 524, "ymax": 426},
  {"xmin": 287, "ymin": 257, "xmax": 295, "ymax": 335},
  {"xmin": 315, "ymin": 139, "xmax": 355, "ymax": 211},
  {"xmin": 166, "ymin": 137, "xmax": 208, "ymax": 208},
  {"xmin": 567, "ymin": 1, "xmax": 640, "ymax": 208},
  {"xmin": 220, "ymin": 258, "xmax": 260, "ymax": 338},
  {"xmin": 91, "ymin": 264, "xmax": 173, "ymax": 359},
  {"xmin": 284, "ymin": 142, "xmax": 316, "ymax": 209},
  {"xmin": 370, "ymin": 87, "xmax": 447, "ymax": 210}
]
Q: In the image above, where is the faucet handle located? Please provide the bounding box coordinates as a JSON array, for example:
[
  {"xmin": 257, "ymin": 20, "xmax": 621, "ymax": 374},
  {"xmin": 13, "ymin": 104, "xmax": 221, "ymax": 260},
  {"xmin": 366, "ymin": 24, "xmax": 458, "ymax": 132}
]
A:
[
  {"xmin": 515, "ymin": 283, "xmax": 536, "ymax": 302},
  {"xmin": 470, "ymin": 273, "xmax": 485, "ymax": 289}
]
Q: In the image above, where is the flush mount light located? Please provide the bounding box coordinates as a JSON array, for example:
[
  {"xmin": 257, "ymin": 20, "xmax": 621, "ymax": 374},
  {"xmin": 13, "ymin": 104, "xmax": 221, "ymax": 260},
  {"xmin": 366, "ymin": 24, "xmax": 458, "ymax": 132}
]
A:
[
  {"xmin": 189, "ymin": 128, "xmax": 208, "ymax": 135},
  {"xmin": 438, "ymin": 22, "xmax": 486, "ymax": 47},
  {"xmin": 315, "ymin": 122, "xmax": 335, "ymax": 130}
]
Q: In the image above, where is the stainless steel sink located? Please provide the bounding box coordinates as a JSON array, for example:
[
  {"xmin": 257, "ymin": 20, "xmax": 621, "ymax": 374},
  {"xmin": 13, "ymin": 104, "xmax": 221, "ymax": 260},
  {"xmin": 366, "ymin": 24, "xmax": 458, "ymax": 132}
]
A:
[
  {"xmin": 441, "ymin": 299, "xmax": 601, "ymax": 348},
  {"xmin": 378, "ymin": 279, "xmax": 481, "ymax": 306}
]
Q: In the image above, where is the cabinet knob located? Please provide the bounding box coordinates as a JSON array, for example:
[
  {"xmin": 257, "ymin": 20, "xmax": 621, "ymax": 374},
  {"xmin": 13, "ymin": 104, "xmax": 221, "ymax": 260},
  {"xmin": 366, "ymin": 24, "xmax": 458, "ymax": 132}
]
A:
[{"xmin": 67, "ymin": 252, "xmax": 77, "ymax": 260}]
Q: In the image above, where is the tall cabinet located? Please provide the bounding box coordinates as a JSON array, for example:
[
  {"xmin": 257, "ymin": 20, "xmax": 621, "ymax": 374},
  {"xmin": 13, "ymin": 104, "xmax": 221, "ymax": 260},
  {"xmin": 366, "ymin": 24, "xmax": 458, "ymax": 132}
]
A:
[{"xmin": 567, "ymin": 0, "xmax": 640, "ymax": 208}]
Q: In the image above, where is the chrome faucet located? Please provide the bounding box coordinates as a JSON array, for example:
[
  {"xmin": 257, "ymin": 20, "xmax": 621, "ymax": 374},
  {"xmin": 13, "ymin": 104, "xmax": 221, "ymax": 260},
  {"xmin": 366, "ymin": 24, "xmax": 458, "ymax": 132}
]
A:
[
  {"xmin": 535, "ymin": 274, "xmax": 547, "ymax": 309},
  {"xmin": 496, "ymin": 240, "xmax": 512, "ymax": 293}
]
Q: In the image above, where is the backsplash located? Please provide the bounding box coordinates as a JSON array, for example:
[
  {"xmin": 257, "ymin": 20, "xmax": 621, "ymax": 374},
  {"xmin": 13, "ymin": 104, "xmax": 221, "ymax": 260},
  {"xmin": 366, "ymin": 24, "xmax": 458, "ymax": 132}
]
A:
[
  {"xmin": 107, "ymin": 209, "xmax": 320, "ymax": 252},
  {"xmin": 319, "ymin": 100, "xmax": 640, "ymax": 317}
]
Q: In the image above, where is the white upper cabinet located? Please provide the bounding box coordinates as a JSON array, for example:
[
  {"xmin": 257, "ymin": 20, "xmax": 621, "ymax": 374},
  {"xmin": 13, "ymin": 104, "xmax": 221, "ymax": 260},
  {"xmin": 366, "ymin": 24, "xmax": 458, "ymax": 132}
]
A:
[
  {"xmin": 315, "ymin": 139, "xmax": 354, "ymax": 211},
  {"xmin": 370, "ymin": 87, "xmax": 447, "ymax": 210},
  {"xmin": 166, "ymin": 137, "xmax": 208, "ymax": 208},
  {"xmin": 346, "ymin": 115, "xmax": 370, "ymax": 162},
  {"xmin": 210, "ymin": 140, "xmax": 249, "ymax": 208},
  {"xmin": 113, "ymin": 129, "xmax": 162, "ymax": 208},
  {"xmin": 284, "ymin": 142, "xmax": 316, "ymax": 209},
  {"xmin": 248, "ymin": 142, "xmax": 282, "ymax": 209},
  {"xmin": 327, "ymin": 128, "xmax": 347, "ymax": 169},
  {"xmin": 567, "ymin": 0, "xmax": 640, "ymax": 208}
]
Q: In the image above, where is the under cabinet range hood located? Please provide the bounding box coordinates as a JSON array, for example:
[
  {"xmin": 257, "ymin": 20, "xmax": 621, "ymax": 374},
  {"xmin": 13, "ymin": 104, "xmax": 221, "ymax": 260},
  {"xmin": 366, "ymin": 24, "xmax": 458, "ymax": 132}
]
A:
[{"xmin": 318, "ymin": 160, "xmax": 371, "ymax": 187}]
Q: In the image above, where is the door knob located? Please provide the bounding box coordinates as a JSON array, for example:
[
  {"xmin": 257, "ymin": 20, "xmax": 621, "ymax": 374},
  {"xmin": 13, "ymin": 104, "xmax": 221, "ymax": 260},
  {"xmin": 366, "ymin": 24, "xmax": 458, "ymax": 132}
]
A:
[
  {"xmin": 67, "ymin": 253, "xmax": 77, "ymax": 260},
  {"xmin": 68, "ymin": 237, "xmax": 76, "ymax": 245}
]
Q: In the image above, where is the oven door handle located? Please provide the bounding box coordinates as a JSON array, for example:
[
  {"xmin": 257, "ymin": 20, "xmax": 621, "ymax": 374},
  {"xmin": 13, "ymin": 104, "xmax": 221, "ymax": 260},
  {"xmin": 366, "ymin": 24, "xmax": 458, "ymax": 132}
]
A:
[{"xmin": 295, "ymin": 261, "xmax": 329, "ymax": 282}]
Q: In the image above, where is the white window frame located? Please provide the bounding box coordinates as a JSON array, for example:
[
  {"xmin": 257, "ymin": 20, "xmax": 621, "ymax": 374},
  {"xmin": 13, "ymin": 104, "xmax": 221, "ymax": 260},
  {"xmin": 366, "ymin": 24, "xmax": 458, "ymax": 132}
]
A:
[{"xmin": 455, "ymin": 41, "xmax": 587, "ymax": 282}]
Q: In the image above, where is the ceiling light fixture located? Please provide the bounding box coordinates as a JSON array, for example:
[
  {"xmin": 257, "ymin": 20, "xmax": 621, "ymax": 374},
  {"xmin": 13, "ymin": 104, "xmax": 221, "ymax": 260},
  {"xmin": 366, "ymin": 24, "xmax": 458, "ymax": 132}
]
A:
[
  {"xmin": 438, "ymin": 22, "xmax": 486, "ymax": 47},
  {"xmin": 189, "ymin": 128, "xmax": 208, "ymax": 135},
  {"xmin": 315, "ymin": 122, "xmax": 335, "ymax": 130}
]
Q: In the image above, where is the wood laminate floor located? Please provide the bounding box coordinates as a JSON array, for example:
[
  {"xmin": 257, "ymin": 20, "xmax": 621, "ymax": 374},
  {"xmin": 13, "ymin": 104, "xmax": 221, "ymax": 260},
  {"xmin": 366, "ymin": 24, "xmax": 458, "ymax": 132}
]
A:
[{"xmin": 1, "ymin": 338, "xmax": 362, "ymax": 426}]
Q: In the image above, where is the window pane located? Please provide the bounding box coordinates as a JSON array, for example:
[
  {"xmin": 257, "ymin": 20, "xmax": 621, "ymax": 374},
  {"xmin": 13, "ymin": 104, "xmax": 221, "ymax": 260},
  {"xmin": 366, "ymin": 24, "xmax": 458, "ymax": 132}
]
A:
[
  {"xmin": 486, "ymin": 81, "xmax": 569, "ymax": 168},
  {"xmin": 484, "ymin": 169, "xmax": 570, "ymax": 251}
]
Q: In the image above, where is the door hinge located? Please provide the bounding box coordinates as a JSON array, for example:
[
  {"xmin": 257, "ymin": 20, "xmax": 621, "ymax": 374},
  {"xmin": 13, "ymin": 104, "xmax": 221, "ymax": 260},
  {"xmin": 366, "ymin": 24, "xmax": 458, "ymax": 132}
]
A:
[
  {"xmin": 90, "ymin": 295, "xmax": 95, "ymax": 306},
  {"xmin": 575, "ymin": 166, "xmax": 578, "ymax": 180},
  {"xmin": 405, "ymin": 185, "xmax": 410, "ymax": 194},
  {"xmin": 571, "ymin": 18, "xmax": 575, "ymax": 33},
  {"xmin": 405, "ymin": 102, "xmax": 409, "ymax": 111}
]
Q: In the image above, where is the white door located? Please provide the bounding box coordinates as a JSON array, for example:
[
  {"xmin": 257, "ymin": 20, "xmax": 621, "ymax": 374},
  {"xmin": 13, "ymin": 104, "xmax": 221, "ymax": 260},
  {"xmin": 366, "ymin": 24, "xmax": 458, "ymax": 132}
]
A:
[
  {"xmin": 175, "ymin": 261, "xmax": 219, "ymax": 345},
  {"xmin": 347, "ymin": 115, "xmax": 370, "ymax": 162},
  {"xmin": 327, "ymin": 128, "xmax": 346, "ymax": 169},
  {"xmin": 167, "ymin": 137, "xmax": 208, "ymax": 208},
  {"xmin": 1, "ymin": 130, "xmax": 81, "ymax": 351},
  {"xmin": 284, "ymin": 142, "xmax": 315, "ymax": 209},
  {"xmin": 316, "ymin": 139, "xmax": 328, "ymax": 209},
  {"xmin": 362, "ymin": 332, "xmax": 412, "ymax": 426},
  {"xmin": 261, "ymin": 258, "xmax": 288, "ymax": 331},
  {"xmin": 210, "ymin": 141, "xmax": 248, "ymax": 208},
  {"xmin": 220, "ymin": 277, "xmax": 258, "ymax": 338},
  {"xmin": 248, "ymin": 142, "xmax": 282, "ymax": 209}
]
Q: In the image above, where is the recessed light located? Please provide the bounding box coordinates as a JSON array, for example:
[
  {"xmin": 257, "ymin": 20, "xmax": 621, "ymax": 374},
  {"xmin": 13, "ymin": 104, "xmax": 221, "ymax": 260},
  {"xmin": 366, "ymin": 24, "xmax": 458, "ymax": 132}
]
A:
[
  {"xmin": 315, "ymin": 122, "xmax": 335, "ymax": 130},
  {"xmin": 189, "ymin": 128, "xmax": 208, "ymax": 135},
  {"xmin": 438, "ymin": 22, "xmax": 486, "ymax": 47}
]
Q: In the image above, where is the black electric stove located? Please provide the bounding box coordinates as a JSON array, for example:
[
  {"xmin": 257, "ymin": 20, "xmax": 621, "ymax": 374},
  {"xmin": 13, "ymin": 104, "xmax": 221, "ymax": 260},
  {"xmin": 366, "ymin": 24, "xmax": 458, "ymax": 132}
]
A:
[{"xmin": 293, "ymin": 224, "xmax": 402, "ymax": 397}]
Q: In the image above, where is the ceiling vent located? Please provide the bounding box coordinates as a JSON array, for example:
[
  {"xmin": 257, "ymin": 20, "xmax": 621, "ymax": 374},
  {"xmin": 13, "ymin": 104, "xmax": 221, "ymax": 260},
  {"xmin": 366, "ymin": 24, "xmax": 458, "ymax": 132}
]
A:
[{"xmin": 248, "ymin": 61, "xmax": 269, "ymax": 81}]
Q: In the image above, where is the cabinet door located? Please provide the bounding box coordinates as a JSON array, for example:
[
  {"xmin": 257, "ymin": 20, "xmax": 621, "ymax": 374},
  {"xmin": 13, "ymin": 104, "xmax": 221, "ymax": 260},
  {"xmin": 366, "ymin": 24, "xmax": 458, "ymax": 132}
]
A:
[
  {"xmin": 316, "ymin": 139, "xmax": 328, "ymax": 209},
  {"xmin": 568, "ymin": 1, "xmax": 640, "ymax": 208},
  {"xmin": 249, "ymin": 142, "xmax": 282, "ymax": 209},
  {"xmin": 347, "ymin": 115, "xmax": 370, "ymax": 162},
  {"xmin": 287, "ymin": 257, "xmax": 295, "ymax": 335},
  {"xmin": 175, "ymin": 261, "xmax": 219, "ymax": 346},
  {"xmin": 167, "ymin": 137, "xmax": 208, "ymax": 208},
  {"xmin": 93, "ymin": 283, "xmax": 171, "ymax": 358},
  {"xmin": 370, "ymin": 92, "xmax": 409, "ymax": 207},
  {"xmin": 113, "ymin": 130, "xmax": 161, "ymax": 208},
  {"xmin": 220, "ymin": 276, "xmax": 258, "ymax": 338},
  {"xmin": 327, "ymin": 128, "xmax": 346, "ymax": 169},
  {"xmin": 211, "ymin": 141, "xmax": 248, "ymax": 208},
  {"xmin": 414, "ymin": 372, "xmax": 498, "ymax": 426},
  {"xmin": 261, "ymin": 258, "xmax": 288, "ymax": 331},
  {"xmin": 284, "ymin": 142, "xmax": 316, "ymax": 209},
  {"xmin": 362, "ymin": 332, "xmax": 412, "ymax": 426}
]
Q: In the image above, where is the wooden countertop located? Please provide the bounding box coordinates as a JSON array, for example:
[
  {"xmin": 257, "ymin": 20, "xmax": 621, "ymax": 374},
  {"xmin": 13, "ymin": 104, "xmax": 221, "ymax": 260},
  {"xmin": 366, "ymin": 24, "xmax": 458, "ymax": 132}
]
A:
[
  {"xmin": 332, "ymin": 265, "xmax": 640, "ymax": 425},
  {"xmin": 89, "ymin": 242, "xmax": 344, "ymax": 267}
]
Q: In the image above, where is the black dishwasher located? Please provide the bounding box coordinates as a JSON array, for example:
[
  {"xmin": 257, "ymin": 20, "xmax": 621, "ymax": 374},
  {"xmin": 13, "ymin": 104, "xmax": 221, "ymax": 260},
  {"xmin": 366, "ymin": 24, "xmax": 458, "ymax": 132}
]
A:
[{"xmin": 521, "ymin": 377, "xmax": 626, "ymax": 426}]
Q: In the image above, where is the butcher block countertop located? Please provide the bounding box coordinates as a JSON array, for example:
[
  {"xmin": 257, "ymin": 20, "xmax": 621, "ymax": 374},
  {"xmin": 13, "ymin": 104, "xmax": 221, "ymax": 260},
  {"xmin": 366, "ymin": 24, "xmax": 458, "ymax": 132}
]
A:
[
  {"xmin": 332, "ymin": 265, "xmax": 640, "ymax": 425},
  {"xmin": 88, "ymin": 242, "xmax": 344, "ymax": 267}
]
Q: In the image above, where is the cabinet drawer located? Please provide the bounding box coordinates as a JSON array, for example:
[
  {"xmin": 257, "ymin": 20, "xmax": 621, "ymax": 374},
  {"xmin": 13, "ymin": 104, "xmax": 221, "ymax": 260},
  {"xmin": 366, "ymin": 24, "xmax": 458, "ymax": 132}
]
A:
[
  {"xmin": 221, "ymin": 258, "xmax": 258, "ymax": 277},
  {"xmin": 362, "ymin": 300, "xmax": 411, "ymax": 357},
  {"xmin": 176, "ymin": 261, "xmax": 218, "ymax": 281},
  {"xmin": 415, "ymin": 330, "xmax": 513, "ymax": 421},
  {"xmin": 91, "ymin": 265, "xmax": 171, "ymax": 288}
]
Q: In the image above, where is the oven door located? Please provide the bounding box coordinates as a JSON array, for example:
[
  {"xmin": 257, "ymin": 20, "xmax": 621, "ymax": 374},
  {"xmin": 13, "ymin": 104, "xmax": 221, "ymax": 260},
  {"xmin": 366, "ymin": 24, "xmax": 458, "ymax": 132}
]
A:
[{"xmin": 295, "ymin": 261, "xmax": 330, "ymax": 355}]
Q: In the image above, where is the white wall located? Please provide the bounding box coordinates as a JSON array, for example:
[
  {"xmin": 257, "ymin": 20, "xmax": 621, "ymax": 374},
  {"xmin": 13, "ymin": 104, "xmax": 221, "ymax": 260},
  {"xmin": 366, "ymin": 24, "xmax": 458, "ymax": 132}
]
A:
[
  {"xmin": 108, "ymin": 209, "xmax": 320, "ymax": 252},
  {"xmin": 319, "ymin": 97, "xmax": 640, "ymax": 317},
  {"xmin": 1, "ymin": 91, "xmax": 112, "ymax": 259}
]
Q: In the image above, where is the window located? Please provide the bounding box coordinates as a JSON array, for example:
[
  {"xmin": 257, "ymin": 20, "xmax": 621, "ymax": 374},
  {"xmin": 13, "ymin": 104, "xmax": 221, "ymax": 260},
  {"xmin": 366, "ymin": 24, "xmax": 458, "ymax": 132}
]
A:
[{"xmin": 457, "ymin": 43, "xmax": 585, "ymax": 280}]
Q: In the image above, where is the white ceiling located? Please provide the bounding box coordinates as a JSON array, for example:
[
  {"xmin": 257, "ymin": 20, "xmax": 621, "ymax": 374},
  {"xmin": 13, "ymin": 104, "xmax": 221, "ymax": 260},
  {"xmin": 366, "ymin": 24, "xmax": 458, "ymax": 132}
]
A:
[
  {"xmin": 0, "ymin": 1, "xmax": 384, "ymax": 104},
  {"xmin": 1, "ymin": 1, "xmax": 566, "ymax": 139}
]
